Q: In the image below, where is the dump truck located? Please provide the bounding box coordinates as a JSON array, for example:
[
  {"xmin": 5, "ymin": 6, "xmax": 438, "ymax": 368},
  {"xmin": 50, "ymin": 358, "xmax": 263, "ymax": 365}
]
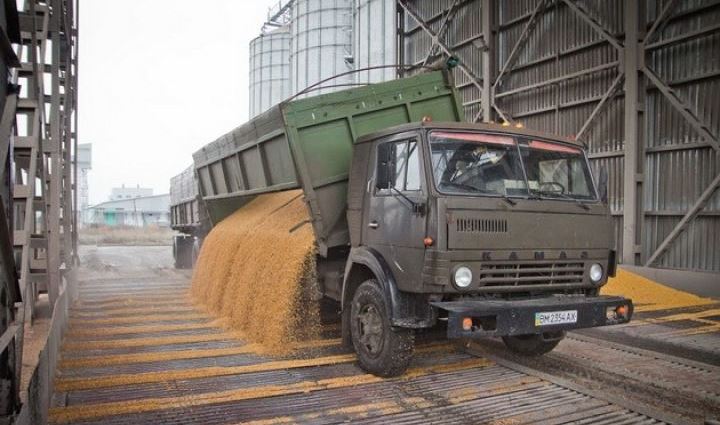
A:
[{"xmin": 174, "ymin": 69, "xmax": 633, "ymax": 376}]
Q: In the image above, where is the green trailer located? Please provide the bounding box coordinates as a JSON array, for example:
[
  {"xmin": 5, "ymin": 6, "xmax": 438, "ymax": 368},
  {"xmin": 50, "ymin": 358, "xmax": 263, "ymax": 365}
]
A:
[
  {"xmin": 189, "ymin": 69, "xmax": 632, "ymax": 377},
  {"xmin": 192, "ymin": 70, "xmax": 462, "ymax": 255}
]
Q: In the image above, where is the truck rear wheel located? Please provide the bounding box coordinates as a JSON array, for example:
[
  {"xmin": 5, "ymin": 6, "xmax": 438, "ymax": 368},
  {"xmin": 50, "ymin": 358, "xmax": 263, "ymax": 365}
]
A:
[
  {"xmin": 501, "ymin": 331, "xmax": 564, "ymax": 356},
  {"xmin": 173, "ymin": 236, "xmax": 192, "ymax": 269},
  {"xmin": 350, "ymin": 280, "xmax": 414, "ymax": 377}
]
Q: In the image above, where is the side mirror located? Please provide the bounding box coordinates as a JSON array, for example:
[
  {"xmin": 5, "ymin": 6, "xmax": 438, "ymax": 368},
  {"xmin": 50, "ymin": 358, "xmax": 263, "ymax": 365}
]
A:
[{"xmin": 597, "ymin": 166, "xmax": 609, "ymax": 204}]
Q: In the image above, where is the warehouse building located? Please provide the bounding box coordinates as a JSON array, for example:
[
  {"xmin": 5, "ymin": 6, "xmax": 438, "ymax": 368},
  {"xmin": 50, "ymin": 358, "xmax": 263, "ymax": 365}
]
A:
[
  {"xmin": 249, "ymin": 0, "xmax": 719, "ymax": 290},
  {"xmin": 84, "ymin": 193, "xmax": 171, "ymax": 227}
]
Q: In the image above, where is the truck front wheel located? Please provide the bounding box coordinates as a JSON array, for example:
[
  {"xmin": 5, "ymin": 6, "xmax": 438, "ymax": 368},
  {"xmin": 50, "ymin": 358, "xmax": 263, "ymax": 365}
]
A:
[
  {"xmin": 501, "ymin": 331, "xmax": 564, "ymax": 356},
  {"xmin": 350, "ymin": 280, "xmax": 414, "ymax": 377}
]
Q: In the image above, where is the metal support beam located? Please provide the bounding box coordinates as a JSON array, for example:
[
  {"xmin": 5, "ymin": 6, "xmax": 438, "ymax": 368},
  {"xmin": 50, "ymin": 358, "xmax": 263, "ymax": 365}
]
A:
[
  {"xmin": 576, "ymin": 73, "xmax": 624, "ymax": 142},
  {"xmin": 643, "ymin": 0, "xmax": 679, "ymax": 47},
  {"xmin": 46, "ymin": 0, "xmax": 62, "ymax": 309},
  {"xmin": 421, "ymin": 0, "xmax": 460, "ymax": 68},
  {"xmin": 645, "ymin": 173, "xmax": 720, "ymax": 266},
  {"xmin": 397, "ymin": 0, "xmax": 483, "ymax": 92},
  {"xmin": 493, "ymin": 0, "xmax": 546, "ymax": 90},
  {"xmin": 479, "ymin": 0, "xmax": 493, "ymax": 123},
  {"xmin": 622, "ymin": 0, "xmax": 644, "ymax": 265},
  {"xmin": 562, "ymin": 0, "xmax": 623, "ymax": 51},
  {"xmin": 642, "ymin": 66, "xmax": 719, "ymax": 152},
  {"xmin": 495, "ymin": 62, "xmax": 619, "ymax": 99},
  {"xmin": 72, "ymin": 0, "xmax": 80, "ymax": 265},
  {"xmin": 396, "ymin": 2, "xmax": 405, "ymax": 78}
]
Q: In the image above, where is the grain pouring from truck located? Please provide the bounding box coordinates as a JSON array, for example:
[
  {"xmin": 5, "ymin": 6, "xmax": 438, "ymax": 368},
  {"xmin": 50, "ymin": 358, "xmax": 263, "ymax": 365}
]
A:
[{"xmin": 184, "ymin": 69, "xmax": 633, "ymax": 377}]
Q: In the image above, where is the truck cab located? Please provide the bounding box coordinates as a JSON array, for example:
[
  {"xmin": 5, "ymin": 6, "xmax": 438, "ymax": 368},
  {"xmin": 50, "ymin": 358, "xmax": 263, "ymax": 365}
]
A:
[{"xmin": 343, "ymin": 121, "xmax": 632, "ymax": 376}]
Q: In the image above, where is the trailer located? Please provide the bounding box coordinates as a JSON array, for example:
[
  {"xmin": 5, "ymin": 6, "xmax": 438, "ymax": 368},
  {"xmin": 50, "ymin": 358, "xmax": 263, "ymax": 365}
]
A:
[
  {"xmin": 185, "ymin": 69, "xmax": 633, "ymax": 376},
  {"xmin": 169, "ymin": 166, "xmax": 205, "ymax": 269}
]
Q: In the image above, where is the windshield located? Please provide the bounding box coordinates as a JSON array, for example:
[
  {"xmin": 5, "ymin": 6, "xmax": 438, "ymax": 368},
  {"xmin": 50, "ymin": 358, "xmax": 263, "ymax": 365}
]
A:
[{"xmin": 430, "ymin": 131, "xmax": 596, "ymax": 201}]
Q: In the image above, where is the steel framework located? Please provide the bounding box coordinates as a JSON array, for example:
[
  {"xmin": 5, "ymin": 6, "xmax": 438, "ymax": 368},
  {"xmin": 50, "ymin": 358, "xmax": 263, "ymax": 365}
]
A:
[
  {"xmin": 263, "ymin": 0, "xmax": 294, "ymax": 33},
  {"xmin": 0, "ymin": 0, "xmax": 77, "ymax": 418},
  {"xmin": 13, "ymin": 0, "xmax": 77, "ymax": 320},
  {"xmin": 398, "ymin": 0, "xmax": 720, "ymax": 276}
]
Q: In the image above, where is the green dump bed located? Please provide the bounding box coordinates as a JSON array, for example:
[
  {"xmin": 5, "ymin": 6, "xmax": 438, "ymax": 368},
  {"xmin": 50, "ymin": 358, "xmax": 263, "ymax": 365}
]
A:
[{"xmin": 192, "ymin": 70, "xmax": 462, "ymax": 254}]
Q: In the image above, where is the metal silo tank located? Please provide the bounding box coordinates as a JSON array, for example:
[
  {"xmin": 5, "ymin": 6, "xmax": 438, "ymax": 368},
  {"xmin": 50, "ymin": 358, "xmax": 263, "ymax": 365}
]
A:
[
  {"xmin": 248, "ymin": 26, "xmax": 291, "ymax": 118},
  {"xmin": 353, "ymin": 0, "xmax": 396, "ymax": 84},
  {"xmin": 290, "ymin": 0, "xmax": 353, "ymax": 98}
]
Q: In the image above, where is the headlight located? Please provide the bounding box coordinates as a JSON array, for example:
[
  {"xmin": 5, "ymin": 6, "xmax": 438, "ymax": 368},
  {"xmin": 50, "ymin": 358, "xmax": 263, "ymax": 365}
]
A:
[
  {"xmin": 454, "ymin": 266, "xmax": 473, "ymax": 288},
  {"xmin": 589, "ymin": 263, "xmax": 604, "ymax": 283}
]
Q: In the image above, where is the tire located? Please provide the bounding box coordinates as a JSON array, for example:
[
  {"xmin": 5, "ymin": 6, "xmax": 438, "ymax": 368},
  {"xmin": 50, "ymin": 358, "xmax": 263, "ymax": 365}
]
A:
[
  {"xmin": 501, "ymin": 331, "xmax": 564, "ymax": 356},
  {"xmin": 350, "ymin": 280, "xmax": 414, "ymax": 377},
  {"xmin": 172, "ymin": 236, "xmax": 181, "ymax": 269},
  {"xmin": 173, "ymin": 236, "xmax": 192, "ymax": 269}
]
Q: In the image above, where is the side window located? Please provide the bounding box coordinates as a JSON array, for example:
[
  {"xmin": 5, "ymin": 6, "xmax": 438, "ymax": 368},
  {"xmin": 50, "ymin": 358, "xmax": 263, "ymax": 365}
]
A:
[{"xmin": 376, "ymin": 139, "xmax": 422, "ymax": 193}]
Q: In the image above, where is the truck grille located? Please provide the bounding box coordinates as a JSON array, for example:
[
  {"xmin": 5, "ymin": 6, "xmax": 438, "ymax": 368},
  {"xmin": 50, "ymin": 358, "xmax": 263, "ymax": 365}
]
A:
[
  {"xmin": 456, "ymin": 218, "xmax": 508, "ymax": 233},
  {"xmin": 478, "ymin": 262, "xmax": 585, "ymax": 286}
]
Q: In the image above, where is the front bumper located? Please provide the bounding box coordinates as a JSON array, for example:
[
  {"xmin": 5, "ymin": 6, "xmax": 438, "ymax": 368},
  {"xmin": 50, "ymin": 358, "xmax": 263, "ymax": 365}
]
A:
[{"xmin": 431, "ymin": 295, "xmax": 632, "ymax": 339}]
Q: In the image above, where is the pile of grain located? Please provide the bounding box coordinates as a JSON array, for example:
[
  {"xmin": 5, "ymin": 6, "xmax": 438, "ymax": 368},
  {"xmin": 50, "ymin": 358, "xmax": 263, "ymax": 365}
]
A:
[
  {"xmin": 191, "ymin": 190, "xmax": 320, "ymax": 354},
  {"xmin": 602, "ymin": 268, "xmax": 712, "ymax": 312}
]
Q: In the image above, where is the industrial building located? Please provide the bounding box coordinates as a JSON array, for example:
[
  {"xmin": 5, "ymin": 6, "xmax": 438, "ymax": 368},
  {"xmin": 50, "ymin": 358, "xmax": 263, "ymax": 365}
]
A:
[
  {"xmin": 109, "ymin": 184, "xmax": 154, "ymax": 201},
  {"xmin": 84, "ymin": 193, "xmax": 171, "ymax": 227},
  {"xmin": 247, "ymin": 0, "xmax": 719, "ymax": 290}
]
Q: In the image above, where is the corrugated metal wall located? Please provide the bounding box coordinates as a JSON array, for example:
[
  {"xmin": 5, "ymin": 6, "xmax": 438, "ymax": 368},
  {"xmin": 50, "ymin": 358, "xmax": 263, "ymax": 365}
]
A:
[
  {"xmin": 642, "ymin": 0, "xmax": 720, "ymax": 271},
  {"xmin": 399, "ymin": 0, "xmax": 720, "ymax": 273},
  {"xmin": 401, "ymin": 0, "xmax": 485, "ymax": 121}
]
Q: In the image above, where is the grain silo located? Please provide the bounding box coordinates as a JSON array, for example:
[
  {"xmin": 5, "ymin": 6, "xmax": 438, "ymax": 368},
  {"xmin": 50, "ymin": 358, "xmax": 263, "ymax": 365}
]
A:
[
  {"xmin": 353, "ymin": 0, "xmax": 396, "ymax": 84},
  {"xmin": 248, "ymin": 26, "xmax": 291, "ymax": 118},
  {"xmin": 290, "ymin": 0, "xmax": 353, "ymax": 97}
]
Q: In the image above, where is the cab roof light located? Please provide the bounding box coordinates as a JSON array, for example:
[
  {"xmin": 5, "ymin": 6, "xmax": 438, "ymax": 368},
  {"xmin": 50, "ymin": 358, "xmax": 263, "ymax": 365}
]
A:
[
  {"xmin": 432, "ymin": 132, "xmax": 515, "ymax": 146},
  {"xmin": 528, "ymin": 140, "xmax": 581, "ymax": 154}
]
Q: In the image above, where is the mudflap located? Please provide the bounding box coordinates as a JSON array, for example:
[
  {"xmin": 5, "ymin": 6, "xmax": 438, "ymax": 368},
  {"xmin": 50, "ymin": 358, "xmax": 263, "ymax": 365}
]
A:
[{"xmin": 431, "ymin": 295, "xmax": 633, "ymax": 339}]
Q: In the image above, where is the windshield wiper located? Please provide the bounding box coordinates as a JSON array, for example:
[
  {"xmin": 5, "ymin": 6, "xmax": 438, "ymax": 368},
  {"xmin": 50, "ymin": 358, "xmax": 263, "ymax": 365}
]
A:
[
  {"xmin": 531, "ymin": 190, "xmax": 590, "ymax": 210},
  {"xmin": 500, "ymin": 195, "xmax": 516, "ymax": 206},
  {"xmin": 443, "ymin": 181, "xmax": 487, "ymax": 192},
  {"xmin": 443, "ymin": 182, "xmax": 517, "ymax": 206}
]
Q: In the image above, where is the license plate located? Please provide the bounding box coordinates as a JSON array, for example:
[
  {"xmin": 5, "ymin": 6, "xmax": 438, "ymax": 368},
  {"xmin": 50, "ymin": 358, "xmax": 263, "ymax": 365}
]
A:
[{"xmin": 535, "ymin": 310, "xmax": 578, "ymax": 326}]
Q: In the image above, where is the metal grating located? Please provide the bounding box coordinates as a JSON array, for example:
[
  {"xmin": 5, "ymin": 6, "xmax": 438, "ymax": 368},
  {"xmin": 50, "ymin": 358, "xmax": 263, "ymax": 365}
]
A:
[
  {"xmin": 478, "ymin": 261, "xmax": 585, "ymax": 286},
  {"xmin": 456, "ymin": 218, "xmax": 508, "ymax": 233}
]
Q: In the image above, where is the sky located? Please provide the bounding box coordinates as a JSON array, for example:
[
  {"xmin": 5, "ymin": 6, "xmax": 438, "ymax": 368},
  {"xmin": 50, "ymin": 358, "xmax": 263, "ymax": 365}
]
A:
[{"xmin": 80, "ymin": 0, "xmax": 279, "ymax": 204}]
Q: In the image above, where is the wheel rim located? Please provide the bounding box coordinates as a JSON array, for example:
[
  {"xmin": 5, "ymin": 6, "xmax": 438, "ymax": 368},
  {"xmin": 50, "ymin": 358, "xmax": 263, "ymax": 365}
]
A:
[{"xmin": 356, "ymin": 303, "xmax": 384, "ymax": 357}]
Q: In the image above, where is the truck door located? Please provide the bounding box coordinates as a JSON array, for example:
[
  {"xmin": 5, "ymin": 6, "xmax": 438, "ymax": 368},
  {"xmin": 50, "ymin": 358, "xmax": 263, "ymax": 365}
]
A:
[{"xmin": 363, "ymin": 132, "xmax": 427, "ymax": 291}]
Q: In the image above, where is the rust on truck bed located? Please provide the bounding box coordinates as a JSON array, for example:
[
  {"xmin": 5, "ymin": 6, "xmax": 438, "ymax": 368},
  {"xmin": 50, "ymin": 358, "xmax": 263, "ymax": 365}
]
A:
[{"xmin": 50, "ymin": 249, "xmax": 672, "ymax": 425}]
